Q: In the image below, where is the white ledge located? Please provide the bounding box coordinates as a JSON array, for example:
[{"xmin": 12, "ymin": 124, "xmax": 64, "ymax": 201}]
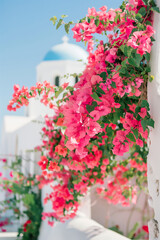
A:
[
  {"xmin": 0, "ymin": 232, "xmax": 17, "ymax": 237},
  {"xmin": 38, "ymin": 213, "xmax": 129, "ymax": 240}
]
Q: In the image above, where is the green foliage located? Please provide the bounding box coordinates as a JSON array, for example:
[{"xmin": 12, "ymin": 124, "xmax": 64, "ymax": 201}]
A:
[
  {"xmin": 151, "ymin": 6, "xmax": 160, "ymax": 13},
  {"xmin": 100, "ymin": 72, "xmax": 107, "ymax": 80},
  {"xmin": 86, "ymin": 101, "xmax": 98, "ymax": 113},
  {"xmin": 96, "ymin": 87, "xmax": 105, "ymax": 95},
  {"xmin": 95, "ymin": 18, "xmax": 100, "ymax": 26},
  {"xmin": 65, "ymin": 23, "xmax": 70, "ymax": 34},
  {"xmin": 126, "ymin": 133, "xmax": 136, "ymax": 142},
  {"xmin": 109, "ymin": 226, "xmax": 123, "ymax": 235},
  {"xmin": 91, "ymin": 92, "xmax": 102, "ymax": 102},
  {"xmin": 127, "ymin": 223, "xmax": 139, "ymax": 238},
  {"xmin": 138, "ymin": 7, "xmax": 147, "ymax": 16},
  {"xmin": 23, "ymin": 194, "xmax": 35, "ymax": 206},
  {"xmin": 56, "ymin": 19, "xmax": 63, "ymax": 29},
  {"xmin": 111, "ymin": 81, "xmax": 116, "ymax": 88},
  {"xmin": 0, "ymin": 156, "xmax": 42, "ymax": 240},
  {"xmin": 141, "ymin": 119, "xmax": 148, "ymax": 131},
  {"xmin": 55, "ymin": 86, "xmax": 64, "ymax": 98},
  {"xmin": 149, "ymin": 75, "xmax": 154, "ymax": 82},
  {"xmin": 50, "ymin": 16, "xmax": 57, "ymax": 25}
]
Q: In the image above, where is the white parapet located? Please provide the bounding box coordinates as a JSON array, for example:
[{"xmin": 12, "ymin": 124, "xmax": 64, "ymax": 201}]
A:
[
  {"xmin": 148, "ymin": 1, "xmax": 160, "ymax": 239},
  {"xmin": 38, "ymin": 212, "xmax": 129, "ymax": 240},
  {"xmin": 0, "ymin": 232, "xmax": 17, "ymax": 240}
]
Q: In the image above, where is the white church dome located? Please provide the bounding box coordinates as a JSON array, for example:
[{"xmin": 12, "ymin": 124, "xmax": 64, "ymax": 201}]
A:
[{"xmin": 43, "ymin": 36, "xmax": 88, "ymax": 62}]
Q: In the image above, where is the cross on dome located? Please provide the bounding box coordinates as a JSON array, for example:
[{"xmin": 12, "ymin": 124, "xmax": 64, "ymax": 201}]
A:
[{"xmin": 62, "ymin": 36, "xmax": 69, "ymax": 43}]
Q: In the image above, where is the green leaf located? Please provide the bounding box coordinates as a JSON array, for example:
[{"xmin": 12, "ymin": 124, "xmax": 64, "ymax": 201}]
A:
[
  {"xmin": 142, "ymin": 0, "xmax": 148, "ymax": 4},
  {"xmin": 126, "ymin": 133, "xmax": 136, "ymax": 142},
  {"xmin": 128, "ymin": 53, "xmax": 142, "ymax": 67},
  {"xmin": 138, "ymin": 7, "xmax": 146, "ymax": 16},
  {"xmin": 135, "ymin": 53, "xmax": 142, "ymax": 66},
  {"xmin": 95, "ymin": 19, "xmax": 100, "ymax": 26},
  {"xmin": 56, "ymin": 19, "xmax": 63, "ymax": 29},
  {"xmin": 109, "ymin": 226, "xmax": 123, "ymax": 235},
  {"xmin": 145, "ymin": 52, "xmax": 150, "ymax": 62},
  {"xmin": 55, "ymin": 86, "xmax": 63, "ymax": 98},
  {"xmin": 149, "ymin": 75, "xmax": 154, "ymax": 82},
  {"xmin": 146, "ymin": 20, "xmax": 152, "ymax": 26},
  {"xmin": 100, "ymin": 20, "xmax": 105, "ymax": 26},
  {"xmin": 107, "ymin": 69, "xmax": 111, "ymax": 75},
  {"xmin": 128, "ymin": 58, "xmax": 138, "ymax": 67},
  {"xmin": 72, "ymin": 179, "xmax": 81, "ymax": 184},
  {"xmin": 87, "ymin": 17, "xmax": 91, "ymax": 23},
  {"xmin": 65, "ymin": 23, "xmax": 70, "ymax": 34},
  {"xmin": 135, "ymin": 13, "xmax": 142, "ymax": 22},
  {"xmin": 96, "ymin": 87, "xmax": 105, "ymax": 95},
  {"xmin": 151, "ymin": 36, "xmax": 155, "ymax": 42},
  {"xmin": 23, "ymin": 194, "xmax": 35, "ymax": 206},
  {"xmin": 66, "ymin": 86, "xmax": 74, "ymax": 91},
  {"xmin": 100, "ymin": 72, "xmax": 106, "ymax": 80},
  {"xmin": 127, "ymin": 223, "xmax": 139, "ymax": 239},
  {"xmin": 91, "ymin": 92, "xmax": 102, "ymax": 102},
  {"xmin": 124, "ymin": 45, "xmax": 132, "ymax": 57},
  {"xmin": 12, "ymin": 183, "xmax": 25, "ymax": 194},
  {"xmin": 120, "ymin": 45, "xmax": 125, "ymax": 53},
  {"xmin": 147, "ymin": 118, "xmax": 155, "ymax": 128},
  {"xmin": 119, "ymin": 67, "xmax": 127, "ymax": 75},
  {"xmin": 106, "ymin": 126, "xmax": 113, "ymax": 137},
  {"xmin": 146, "ymin": 66, "xmax": 151, "ymax": 73},
  {"xmin": 61, "ymin": 14, "xmax": 68, "ymax": 18},
  {"xmin": 111, "ymin": 82, "xmax": 116, "ymax": 88},
  {"xmin": 141, "ymin": 100, "xmax": 149, "ymax": 110},
  {"xmin": 124, "ymin": 45, "xmax": 128, "ymax": 57},
  {"xmin": 141, "ymin": 119, "xmax": 147, "ymax": 131},
  {"xmin": 115, "ymin": 65, "xmax": 120, "ymax": 71},
  {"xmin": 135, "ymin": 107, "xmax": 141, "ymax": 116},
  {"xmin": 132, "ymin": 129, "xmax": 139, "ymax": 139},
  {"xmin": 151, "ymin": 6, "xmax": 160, "ymax": 13},
  {"xmin": 101, "ymin": 123, "xmax": 105, "ymax": 128},
  {"xmin": 86, "ymin": 101, "xmax": 98, "ymax": 113},
  {"xmin": 115, "ymin": 14, "xmax": 120, "ymax": 24},
  {"xmin": 50, "ymin": 16, "xmax": 57, "ymax": 25}
]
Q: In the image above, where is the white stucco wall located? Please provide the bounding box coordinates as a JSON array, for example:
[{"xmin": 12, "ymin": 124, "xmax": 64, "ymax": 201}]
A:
[{"xmin": 148, "ymin": 2, "xmax": 160, "ymax": 239}]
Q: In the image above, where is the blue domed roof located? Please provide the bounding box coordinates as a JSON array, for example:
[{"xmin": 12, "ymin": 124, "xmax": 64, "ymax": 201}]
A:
[{"xmin": 43, "ymin": 36, "xmax": 88, "ymax": 62}]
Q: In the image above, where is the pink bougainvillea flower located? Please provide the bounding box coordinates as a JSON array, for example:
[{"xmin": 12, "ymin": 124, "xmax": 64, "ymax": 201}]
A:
[
  {"xmin": 142, "ymin": 225, "xmax": 149, "ymax": 233},
  {"xmin": 55, "ymin": 145, "xmax": 67, "ymax": 157},
  {"xmin": 100, "ymin": 6, "xmax": 107, "ymax": 12},
  {"xmin": 138, "ymin": 108, "xmax": 147, "ymax": 118},
  {"xmin": 38, "ymin": 156, "xmax": 48, "ymax": 170},
  {"xmin": 7, "ymin": 188, "xmax": 13, "ymax": 193},
  {"xmin": 56, "ymin": 118, "xmax": 64, "ymax": 126},
  {"xmin": 48, "ymin": 161, "xmax": 60, "ymax": 172},
  {"xmin": 91, "ymin": 75, "xmax": 102, "ymax": 85},
  {"xmin": 9, "ymin": 171, "xmax": 13, "ymax": 178}
]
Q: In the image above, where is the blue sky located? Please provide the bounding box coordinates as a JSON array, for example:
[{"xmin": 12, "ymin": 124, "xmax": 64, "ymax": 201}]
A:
[{"xmin": 0, "ymin": 0, "xmax": 122, "ymax": 133}]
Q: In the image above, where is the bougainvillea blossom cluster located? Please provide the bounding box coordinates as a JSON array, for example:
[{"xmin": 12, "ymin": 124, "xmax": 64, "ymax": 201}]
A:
[{"xmin": 8, "ymin": 0, "xmax": 158, "ymax": 230}]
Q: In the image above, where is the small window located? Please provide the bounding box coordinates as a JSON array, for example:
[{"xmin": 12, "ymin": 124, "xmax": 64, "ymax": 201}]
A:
[
  {"xmin": 75, "ymin": 76, "xmax": 79, "ymax": 84},
  {"xmin": 55, "ymin": 76, "xmax": 59, "ymax": 86}
]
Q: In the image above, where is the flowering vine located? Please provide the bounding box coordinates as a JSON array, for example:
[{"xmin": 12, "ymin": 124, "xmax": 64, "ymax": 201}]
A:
[{"xmin": 7, "ymin": 0, "xmax": 159, "ymax": 232}]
